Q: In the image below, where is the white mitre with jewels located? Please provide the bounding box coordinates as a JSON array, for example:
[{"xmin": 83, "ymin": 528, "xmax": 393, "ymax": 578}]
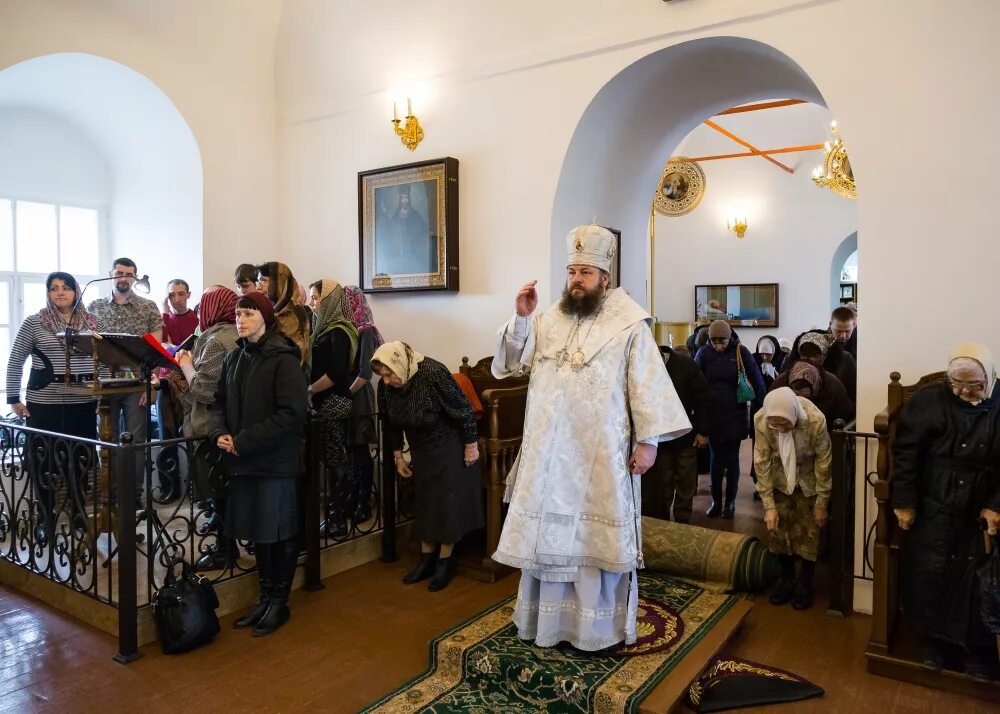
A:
[{"xmin": 566, "ymin": 224, "xmax": 615, "ymax": 272}]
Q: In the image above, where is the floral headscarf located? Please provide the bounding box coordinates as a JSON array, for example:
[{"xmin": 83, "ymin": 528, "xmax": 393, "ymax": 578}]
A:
[
  {"xmin": 789, "ymin": 361, "xmax": 823, "ymax": 396},
  {"xmin": 261, "ymin": 261, "xmax": 311, "ymax": 364},
  {"xmin": 344, "ymin": 286, "xmax": 384, "ymax": 347}
]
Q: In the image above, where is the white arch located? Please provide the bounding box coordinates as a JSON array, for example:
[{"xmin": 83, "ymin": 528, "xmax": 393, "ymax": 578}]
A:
[
  {"xmin": 830, "ymin": 232, "xmax": 858, "ymax": 309},
  {"xmin": 0, "ymin": 52, "xmax": 204, "ymax": 298},
  {"xmin": 550, "ymin": 37, "xmax": 826, "ymax": 307}
]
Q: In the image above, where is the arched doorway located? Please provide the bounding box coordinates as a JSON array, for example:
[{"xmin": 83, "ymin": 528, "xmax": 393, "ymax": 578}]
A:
[
  {"xmin": 0, "ymin": 53, "xmax": 204, "ymax": 299},
  {"xmin": 549, "ymin": 36, "xmax": 865, "ymax": 608},
  {"xmin": 830, "ymin": 232, "xmax": 858, "ymax": 309}
]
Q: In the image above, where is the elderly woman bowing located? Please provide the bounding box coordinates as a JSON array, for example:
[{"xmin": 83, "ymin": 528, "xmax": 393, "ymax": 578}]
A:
[
  {"xmin": 891, "ymin": 343, "xmax": 1000, "ymax": 681},
  {"xmin": 373, "ymin": 341, "xmax": 483, "ymax": 592},
  {"xmin": 753, "ymin": 387, "xmax": 832, "ymax": 611}
]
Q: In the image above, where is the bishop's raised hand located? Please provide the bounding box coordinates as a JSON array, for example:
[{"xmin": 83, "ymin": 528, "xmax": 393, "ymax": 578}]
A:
[{"xmin": 515, "ymin": 280, "xmax": 538, "ymax": 317}]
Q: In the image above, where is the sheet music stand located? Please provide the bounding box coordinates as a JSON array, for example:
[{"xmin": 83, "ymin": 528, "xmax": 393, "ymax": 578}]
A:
[{"xmin": 60, "ymin": 332, "xmax": 180, "ymax": 559}]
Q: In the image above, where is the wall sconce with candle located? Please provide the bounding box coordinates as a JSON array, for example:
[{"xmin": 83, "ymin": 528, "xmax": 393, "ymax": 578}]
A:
[
  {"xmin": 391, "ymin": 98, "xmax": 424, "ymax": 152},
  {"xmin": 727, "ymin": 218, "xmax": 748, "ymax": 239}
]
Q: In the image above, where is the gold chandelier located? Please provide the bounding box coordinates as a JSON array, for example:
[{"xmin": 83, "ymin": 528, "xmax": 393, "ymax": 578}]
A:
[{"xmin": 812, "ymin": 121, "xmax": 855, "ymax": 200}]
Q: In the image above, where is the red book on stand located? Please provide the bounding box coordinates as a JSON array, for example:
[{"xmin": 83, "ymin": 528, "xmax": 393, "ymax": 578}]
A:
[{"xmin": 143, "ymin": 333, "xmax": 181, "ymax": 371}]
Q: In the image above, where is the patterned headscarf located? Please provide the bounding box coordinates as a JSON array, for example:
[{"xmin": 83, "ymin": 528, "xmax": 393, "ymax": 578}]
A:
[
  {"xmin": 344, "ymin": 286, "xmax": 384, "ymax": 347},
  {"xmin": 798, "ymin": 332, "xmax": 831, "ymax": 360},
  {"xmin": 371, "ymin": 341, "xmax": 424, "ymax": 385},
  {"xmin": 198, "ymin": 287, "xmax": 239, "ymax": 332},
  {"xmin": 38, "ymin": 272, "xmax": 96, "ymax": 335},
  {"xmin": 789, "ymin": 361, "xmax": 823, "ymax": 396},
  {"xmin": 261, "ymin": 261, "xmax": 310, "ymax": 364},
  {"xmin": 312, "ymin": 279, "xmax": 359, "ymax": 364}
]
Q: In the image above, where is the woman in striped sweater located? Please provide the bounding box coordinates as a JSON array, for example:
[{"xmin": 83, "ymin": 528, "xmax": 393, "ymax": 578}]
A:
[
  {"xmin": 5, "ymin": 272, "xmax": 98, "ymax": 538},
  {"xmin": 6, "ymin": 272, "xmax": 98, "ymax": 436}
]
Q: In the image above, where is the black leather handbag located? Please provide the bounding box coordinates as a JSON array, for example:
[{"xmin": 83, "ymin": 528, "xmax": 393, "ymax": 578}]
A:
[{"xmin": 153, "ymin": 560, "xmax": 221, "ymax": 654}]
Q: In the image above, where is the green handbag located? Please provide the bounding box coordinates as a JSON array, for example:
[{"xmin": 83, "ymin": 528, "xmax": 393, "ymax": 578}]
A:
[{"xmin": 735, "ymin": 346, "xmax": 756, "ymax": 403}]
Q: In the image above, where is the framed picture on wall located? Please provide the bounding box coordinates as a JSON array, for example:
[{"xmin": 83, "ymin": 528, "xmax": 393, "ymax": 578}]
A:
[
  {"xmin": 605, "ymin": 226, "xmax": 622, "ymax": 289},
  {"xmin": 694, "ymin": 283, "xmax": 779, "ymax": 327},
  {"xmin": 358, "ymin": 157, "xmax": 459, "ymax": 293}
]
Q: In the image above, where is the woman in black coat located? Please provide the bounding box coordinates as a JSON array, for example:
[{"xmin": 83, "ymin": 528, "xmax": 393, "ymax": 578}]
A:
[
  {"xmin": 891, "ymin": 343, "xmax": 1000, "ymax": 680},
  {"xmin": 694, "ymin": 321, "xmax": 766, "ymax": 519},
  {"xmin": 373, "ymin": 341, "xmax": 483, "ymax": 592},
  {"xmin": 208, "ymin": 291, "xmax": 307, "ymax": 636}
]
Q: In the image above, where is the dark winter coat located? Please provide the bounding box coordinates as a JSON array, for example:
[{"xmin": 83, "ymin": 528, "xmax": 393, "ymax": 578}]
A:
[
  {"xmin": 208, "ymin": 330, "xmax": 308, "ymax": 479},
  {"xmin": 770, "ymin": 367, "xmax": 854, "ymax": 429},
  {"xmin": 659, "ymin": 346, "xmax": 710, "ymax": 449},
  {"xmin": 891, "ymin": 382, "xmax": 1000, "ymax": 647},
  {"xmin": 694, "ymin": 334, "xmax": 766, "ymax": 442}
]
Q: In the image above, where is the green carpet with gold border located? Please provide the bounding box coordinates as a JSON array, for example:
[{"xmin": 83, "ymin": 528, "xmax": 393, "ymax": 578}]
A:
[{"xmin": 360, "ymin": 572, "xmax": 739, "ymax": 713}]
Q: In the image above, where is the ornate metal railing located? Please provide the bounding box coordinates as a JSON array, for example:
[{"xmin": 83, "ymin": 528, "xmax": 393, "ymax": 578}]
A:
[
  {"xmin": 828, "ymin": 420, "xmax": 879, "ymax": 617},
  {"xmin": 0, "ymin": 409, "xmax": 412, "ymax": 663}
]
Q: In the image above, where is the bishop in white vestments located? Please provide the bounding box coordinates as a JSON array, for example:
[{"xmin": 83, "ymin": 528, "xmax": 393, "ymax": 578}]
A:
[{"xmin": 491, "ymin": 224, "xmax": 691, "ymax": 650}]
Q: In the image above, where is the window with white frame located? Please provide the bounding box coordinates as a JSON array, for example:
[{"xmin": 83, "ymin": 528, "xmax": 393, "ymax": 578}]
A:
[{"xmin": 0, "ymin": 197, "xmax": 102, "ymax": 402}]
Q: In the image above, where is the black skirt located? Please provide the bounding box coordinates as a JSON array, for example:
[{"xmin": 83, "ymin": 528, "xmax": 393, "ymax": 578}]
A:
[
  {"xmin": 225, "ymin": 475, "xmax": 299, "ymax": 544},
  {"xmin": 410, "ymin": 434, "xmax": 484, "ymax": 544}
]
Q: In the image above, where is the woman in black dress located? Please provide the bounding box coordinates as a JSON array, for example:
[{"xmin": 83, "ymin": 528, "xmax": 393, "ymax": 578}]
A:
[
  {"xmin": 208, "ymin": 291, "xmax": 307, "ymax": 636},
  {"xmin": 372, "ymin": 341, "xmax": 483, "ymax": 591}
]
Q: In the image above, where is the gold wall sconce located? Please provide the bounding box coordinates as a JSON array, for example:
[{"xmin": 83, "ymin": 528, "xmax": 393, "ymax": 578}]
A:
[
  {"xmin": 727, "ymin": 218, "xmax": 748, "ymax": 239},
  {"xmin": 391, "ymin": 98, "xmax": 424, "ymax": 152}
]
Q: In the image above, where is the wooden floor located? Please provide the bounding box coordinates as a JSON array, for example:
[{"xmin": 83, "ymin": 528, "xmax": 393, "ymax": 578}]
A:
[{"xmin": 0, "ymin": 447, "xmax": 995, "ymax": 713}]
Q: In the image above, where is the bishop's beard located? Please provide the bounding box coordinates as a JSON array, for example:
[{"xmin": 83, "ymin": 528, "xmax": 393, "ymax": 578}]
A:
[{"xmin": 559, "ymin": 283, "xmax": 606, "ymax": 318}]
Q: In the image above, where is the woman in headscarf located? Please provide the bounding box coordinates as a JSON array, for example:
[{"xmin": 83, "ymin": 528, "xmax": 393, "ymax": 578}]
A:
[
  {"xmin": 782, "ymin": 329, "xmax": 856, "ymax": 403},
  {"xmin": 770, "ymin": 360, "xmax": 854, "ymax": 430},
  {"xmin": 255, "ymin": 261, "xmax": 311, "ymax": 365},
  {"xmin": 343, "ymin": 286, "xmax": 384, "ymax": 524},
  {"xmin": 307, "ymin": 279, "xmax": 359, "ymax": 538},
  {"xmin": 5, "ymin": 272, "xmax": 98, "ymax": 539},
  {"xmin": 754, "ymin": 335, "xmax": 783, "ymax": 386},
  {"xmin": 207, "ymin": 291, "xmax": 307, "ymax": 636},
  {"xmin": 176, "ymin": 286, "xmax": 240, "ymax": 438},
  {"xmin": 175, "ymin": 286, "xmax": 241, "ymax": 570},
  {"xmin": 753, "ymin": 387, "xmax": 832, "ymax": 611},
  {"xmin": 891, "ymin": 343, "xmax": 1000, "ymax": 680},
  {"xmin": 372, "ymin": 341, "xmax": 483, "ymax": 592}
]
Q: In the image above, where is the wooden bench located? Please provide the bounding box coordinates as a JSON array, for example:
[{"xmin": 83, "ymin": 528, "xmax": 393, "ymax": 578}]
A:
[
  {"xmin": 454, "ymin": 357, "xmax": 528, "ymax": 582},
  {"xmin": 866, "ymin": 370, "xmax": 998, "ymax": 699}
]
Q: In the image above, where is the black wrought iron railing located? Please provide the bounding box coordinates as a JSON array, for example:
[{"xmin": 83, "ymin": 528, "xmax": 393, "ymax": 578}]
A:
[
  {"xmin": 0, "ymin": 410, "xmax": 412, "ymax": 663},
  {"xmin": 828, "ymin": 419, "xmax": 879, "ymax": 618}
]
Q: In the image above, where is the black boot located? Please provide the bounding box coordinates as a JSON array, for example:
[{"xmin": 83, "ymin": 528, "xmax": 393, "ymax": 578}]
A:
[
  {"xmin": 706, "ymin": 473, "xmax": 723, "ymax": 518},
  {"xmin": 721, "ymin": 502, "xmax": 735, "ymax": 519},
  {"xmin": 403, "ymin": 552, "xmax": 437, "ymax": 584},
  {"xmin": 769, "ymin": 555, "xmax": 796, "ymax": 606},
  {"xmin": 428, "ymin": 556, "xmax": 453, "ymax": 592},
  {"xmin": 234, "ymin": 545, "xmax": 272, "ymax": 629},
  {"xmin": 253, "ymin": 539, "xmax": 298, "ymax": 636},
  {"xmin": 791, "ymin": 559, "xmax": 815, "ymax": 610}
]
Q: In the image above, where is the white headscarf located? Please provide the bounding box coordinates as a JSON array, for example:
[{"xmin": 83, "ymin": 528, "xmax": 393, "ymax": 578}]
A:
[
  {"xmin": 948, "ymin": 342, "xmax": 997, "ymax": 403},
  {"xmin": 371, "ymin": 340, "xmax": 425, "ymax": 385},
  {"xmin": 763, "ymin": 387, "xmax": 806, "ymax": 493},
  {"xmin": 778, "ymin": 338, "xmax": 792, "ymax": 352}
]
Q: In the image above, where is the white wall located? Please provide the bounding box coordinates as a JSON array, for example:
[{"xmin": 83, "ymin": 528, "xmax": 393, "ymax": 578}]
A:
[
  {"xmin": 275, "ymin": 0, "xmax": 1000, "ymax": 436},
  {"xmin": 0, "ymin": 106, "xmax": 111, "ymax": 207},
  {"xmin": 658, "ymin": 103, "xmax": 858, "ymax": 347},
  {"xmin": 0, "ymin": 0, "xmax": 283, "ymax": 293},
  {"xmin": 0, "ymin": 54, "xmax": 206, "ymax": 300}
]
